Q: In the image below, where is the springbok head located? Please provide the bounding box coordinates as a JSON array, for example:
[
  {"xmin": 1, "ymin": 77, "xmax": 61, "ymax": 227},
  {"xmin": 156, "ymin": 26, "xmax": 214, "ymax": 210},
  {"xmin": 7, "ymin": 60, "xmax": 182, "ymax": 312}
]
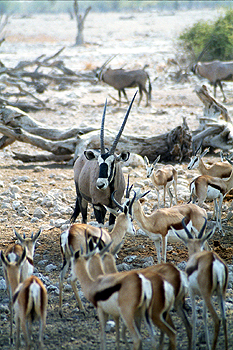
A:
[
  {"xmin": 84, "ymin": 92, "xmax": 137, "ymax": 191},
  {"xmin": 171, "ymin": 217, "xmax": 215, "ymax": 254},
  {"xmin": 144, "ymin": 155, "xmax": 160, "ymax": 178},
  {"xmin": 187, "ymin": 144, "xmax": 210, "ymax": 170}
]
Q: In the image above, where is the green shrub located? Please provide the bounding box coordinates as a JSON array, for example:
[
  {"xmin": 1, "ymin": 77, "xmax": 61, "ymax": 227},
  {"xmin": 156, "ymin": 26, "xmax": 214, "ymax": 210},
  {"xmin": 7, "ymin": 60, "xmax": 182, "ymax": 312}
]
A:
[{"xmin": 178, "ymin": 8, "xmax": 233, "ymax": 61}]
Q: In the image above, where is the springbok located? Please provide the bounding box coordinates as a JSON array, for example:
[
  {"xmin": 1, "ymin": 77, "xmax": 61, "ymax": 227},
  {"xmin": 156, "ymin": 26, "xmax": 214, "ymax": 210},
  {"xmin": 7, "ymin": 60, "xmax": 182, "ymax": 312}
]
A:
[
  {"xmin": 14, "ymin": 228, "xmax": 42, "ymax": 281},
  {"xmin": 70, "ymin": 246, "xmax": 176, "ymax": 350},
  {"xmin": 70, "ymin": 93, "xmax": 136, "ymax": 226},
  {"xmin": 13, "ymin": 275, "xmax": 48, "ymax": 350},
  {"xmin": 96, "ymin": 57, "xmax": 152, "ymax": 106},
  {"xmin": 187, "ymin": 147, "xmax": 232, "ymax": 179},
  {"xmin": 189, "ymin": 157, "xmax": 233, "ymax": 235},
  {"xmin": 144, "ymin": 155, "xmax": 178, "ymax": 208},
  {"xmin": 1, "ymin": 247, "xmax": 26, "ymax": 344},
  {"xmin": 88, "ymin": 247, "xmax": 191, "ymax": 349},
  {"xmin": 193, "ymin": 60, "xmax": 233, "ymax": 101},
  {"xmin": 171, "ymin": 218, "xmax": 228, "ymax": 350},
  {"xmin": 128, "ymin": 186, "xmax": 207, "ymax": 263},
  {"xmin": 59, "ymin": 193, "xmax": 135, "ymax": 316}
]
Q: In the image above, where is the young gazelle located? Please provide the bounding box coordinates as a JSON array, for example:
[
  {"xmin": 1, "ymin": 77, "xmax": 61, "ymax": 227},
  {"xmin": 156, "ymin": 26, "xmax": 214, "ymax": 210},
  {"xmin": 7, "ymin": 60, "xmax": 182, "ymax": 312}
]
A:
[
  {"xmin": 189, "ymin": 158, "xmax": 233, "ymax": 235},
  {"xmin": 70, "ymin": 246, "xmax": 176, "ymax": 350},
  {"xmin": 129, "ymin": 188, "xmax": 207, "ymax": 263},
  {"xmin": 13, "ymin": 275, "xmax": 48, "ymax": 350},
  {"xmin": 171, "ymin": 218, "xmax": 228, "ymax": 350},
  {"xmin": 1, "ymin": 247, "xmax": 26, "ymax": 345},
  {"xmin": 14, "ymin": 228, "xmax": 42, "ymax": 281},
  {"xmin": 144, "ymin": 155, "xmax": 178, "ymax": 208},
  {"xmin": 59, "ymin": 193, "xmax": 135, "ymax": 316},
  {"xmin": 187, "ymin": 147, "xmax": 232, "ymax": 178}
]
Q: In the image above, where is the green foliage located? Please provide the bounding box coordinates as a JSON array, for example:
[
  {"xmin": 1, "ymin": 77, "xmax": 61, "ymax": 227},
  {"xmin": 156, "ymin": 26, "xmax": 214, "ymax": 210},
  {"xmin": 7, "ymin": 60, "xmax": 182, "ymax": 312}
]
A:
[{"xmin": 178, "ymin": 8, "xmax": 233, "ymax": 61}]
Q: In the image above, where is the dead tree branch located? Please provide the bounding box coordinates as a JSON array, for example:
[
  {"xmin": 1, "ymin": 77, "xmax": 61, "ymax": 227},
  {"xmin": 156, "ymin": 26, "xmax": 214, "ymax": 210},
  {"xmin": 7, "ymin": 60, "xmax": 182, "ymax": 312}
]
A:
[{"xmin": 192, "ymin": 85, "xmax": 233, "ymax": 152}]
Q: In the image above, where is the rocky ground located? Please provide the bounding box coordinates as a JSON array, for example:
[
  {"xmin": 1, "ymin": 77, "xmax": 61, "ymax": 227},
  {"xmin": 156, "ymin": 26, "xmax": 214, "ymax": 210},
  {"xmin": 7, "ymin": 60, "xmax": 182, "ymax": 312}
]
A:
[{"xmin": 0, "ymin": 8, "xmax": 233, "ymax": 350}]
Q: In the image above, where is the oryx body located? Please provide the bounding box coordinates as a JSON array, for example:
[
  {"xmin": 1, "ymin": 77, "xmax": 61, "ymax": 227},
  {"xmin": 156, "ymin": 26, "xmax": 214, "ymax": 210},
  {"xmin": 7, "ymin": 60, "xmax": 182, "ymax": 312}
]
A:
[
  {"xmin": 193, "ymin": 60, "xmax": 233, "ymax": 101},
  {"xmin": 70, "ymin": 94, "xmax": 136, "ymax": 226},
  {"xmin": 100, "ymin": 67, "xmax": 152, "ymax": 106}
]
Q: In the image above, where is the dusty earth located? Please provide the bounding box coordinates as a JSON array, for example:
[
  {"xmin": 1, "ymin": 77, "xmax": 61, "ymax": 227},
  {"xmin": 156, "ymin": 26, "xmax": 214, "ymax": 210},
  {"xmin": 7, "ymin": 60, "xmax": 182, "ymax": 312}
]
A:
[{"xmin": 0, "ymin": 8, "xmax": 233, "ymax": 350}]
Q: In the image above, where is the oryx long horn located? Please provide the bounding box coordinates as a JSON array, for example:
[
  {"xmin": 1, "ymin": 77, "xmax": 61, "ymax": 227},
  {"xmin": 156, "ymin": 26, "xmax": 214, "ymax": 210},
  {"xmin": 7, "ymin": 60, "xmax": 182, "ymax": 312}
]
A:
[
  {"xmin": 100, "ymin": 99, "xmax": 107, "ymax": 154},
  {"xmin": 111, "ymin": 191, "xmax": 124, "ymax": 211},
  {"xmin": 195, "ymin": 39, "xmax": 212, "ymax": 63},
  {"xmin": 109, "ymin": 91, "xmax": 137, "ymax": 154},
  {"xmin": 197, "ymin": 217, "xmax": 207, "ymax": 239},
  {"xmin": 99, "ymin": 54, "xmax": 117, "ymax": 72},
  {"xmin": 181, "ymin": 217, "xmax": 193, "ymax": 239}
]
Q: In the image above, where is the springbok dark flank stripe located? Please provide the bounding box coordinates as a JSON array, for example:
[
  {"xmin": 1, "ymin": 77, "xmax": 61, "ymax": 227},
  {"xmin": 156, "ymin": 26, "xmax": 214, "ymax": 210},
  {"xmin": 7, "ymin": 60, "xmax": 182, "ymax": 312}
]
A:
[{"xmin": 93, "ymin": 283, "xmax": 121, "ymax": 307}]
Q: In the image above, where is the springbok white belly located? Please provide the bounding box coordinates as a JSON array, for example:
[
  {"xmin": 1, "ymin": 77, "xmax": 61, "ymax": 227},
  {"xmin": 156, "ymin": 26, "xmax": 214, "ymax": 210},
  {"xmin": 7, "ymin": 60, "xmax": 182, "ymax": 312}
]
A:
[
  {"xmin": 98, "ymin": 292, "xmax": 120, "ymax": 317},
  {"xmin": 206, "ymin": 185, "xmax": 221, "ymax": 201}
]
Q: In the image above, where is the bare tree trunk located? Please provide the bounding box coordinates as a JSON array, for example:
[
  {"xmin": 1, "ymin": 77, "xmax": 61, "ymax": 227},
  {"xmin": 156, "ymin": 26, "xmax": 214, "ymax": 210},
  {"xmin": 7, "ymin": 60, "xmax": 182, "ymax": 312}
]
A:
[{"xmin": 74, "ymin": 0, "xmax": 91, "ymax": 46}]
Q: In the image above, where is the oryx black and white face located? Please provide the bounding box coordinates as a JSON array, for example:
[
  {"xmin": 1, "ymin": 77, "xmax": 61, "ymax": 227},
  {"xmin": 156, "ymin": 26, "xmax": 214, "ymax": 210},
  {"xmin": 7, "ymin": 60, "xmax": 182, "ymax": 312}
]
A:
[
  {"xmin": 84, "ymin": 150, "xmax": 129, "ymax": 191},
  {"xmin": 71, "ymin": 93, "xmax": 136, "ymax": 226}
]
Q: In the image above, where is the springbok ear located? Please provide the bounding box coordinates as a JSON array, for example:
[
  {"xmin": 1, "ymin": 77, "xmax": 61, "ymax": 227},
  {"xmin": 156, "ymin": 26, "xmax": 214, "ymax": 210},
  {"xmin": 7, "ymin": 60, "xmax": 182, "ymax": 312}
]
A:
[
  {"xmin": 13, "ymin": 228, "xmax": 23, "ymax": 243},
  {"xmin": 116, "ymin": 151, "xmax": 130, "ymax": 162},
  {"xmin": 170, "ymin": 226, "xmax": 188, "ymax": 245},
  {"xmin": 84, "ymin": 150, "xmax": 99, "ymax": 161},
  {"xmin": 202, "ymin": 225, "xmax": 216, "ymax": 243},
  {"xmin": 0, "ymin": 251, "xmax": 9, "ymax": 267},
  {"xmin": 201, "ymin": 148, "xmax": 210, "ymax": 158},
  {"xmin": 144, "ymin": 156, "xmax": 149, "ymax": 165},
  {"xmin": 104, "ymin": 205, "xmax": 120, "ymax": 217},
  {"xmin": 152, "ymin": 155, "xmax": 161, "ymax": 167}
]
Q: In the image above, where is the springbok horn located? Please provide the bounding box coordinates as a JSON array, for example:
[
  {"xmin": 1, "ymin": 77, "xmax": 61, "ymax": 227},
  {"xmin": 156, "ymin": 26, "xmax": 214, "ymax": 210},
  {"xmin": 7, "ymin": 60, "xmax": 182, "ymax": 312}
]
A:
[
  {"xmin": 126, "ymin": 175, "xmax": 133, "ymax": 199},
  {"xmin": 32, "ymin": 228, "xmax": 42, "ymax": 242},
  {"xmin": 109, "ymin": 91, "xmax": 137, "ymax": 154},
  {"xmin": 194, "ymin": 138, "xmax": 203, "ymax": 155},
  {"xmin": 100, "ymin": 99, "xmax": 107, "ymax": 154},
  {"xmin": 17, "ymin": 247, "xmax": 26, "ymax": 266},
  {"xmin": 181, "ymin": 217, "xmax": 194, "ymax": 239},
  {"xmin": 98, "ymin": 240, "xmax": 113, "ymax": 256},
  {"xmin": 197, "ymin": 217, "xmax": 208, "ymax": 239},
  {"xmin": 111, "ymin": 191, "xmax": 124, "ymax": 212},
  {"xmin": 128, "ymin": 190, "xmax": 136, "ymax": 216}
]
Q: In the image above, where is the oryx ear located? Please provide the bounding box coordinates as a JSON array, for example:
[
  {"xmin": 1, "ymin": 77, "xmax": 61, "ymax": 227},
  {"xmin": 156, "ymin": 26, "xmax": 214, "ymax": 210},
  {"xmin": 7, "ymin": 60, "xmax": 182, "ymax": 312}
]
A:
[
  {"xmin": 84, "ymin": 150, "xmax": 99, "ymax": 160},
  {"xmin": 116, "ymin": 151, "xmax": 130, "ymax": 162}
]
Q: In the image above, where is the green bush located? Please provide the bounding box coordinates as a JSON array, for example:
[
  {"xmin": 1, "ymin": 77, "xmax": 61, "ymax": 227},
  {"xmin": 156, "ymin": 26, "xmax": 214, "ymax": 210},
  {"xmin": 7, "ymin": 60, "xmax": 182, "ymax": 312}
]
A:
[{"xmin": 178, "ymin": 8, "xmax": 233, "ymax": 61}]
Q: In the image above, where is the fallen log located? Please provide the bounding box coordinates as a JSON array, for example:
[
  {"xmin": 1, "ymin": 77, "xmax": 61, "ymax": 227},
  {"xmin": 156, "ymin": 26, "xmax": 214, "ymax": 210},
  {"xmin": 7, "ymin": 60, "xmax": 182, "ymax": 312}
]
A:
[
  {"xmin": 74, "ymin": 117, "xmax": 192, "ymax": 163},
  {"xmin": 12, "ymin": 152, "xmax": 73, "ymax": 162},
  {"xmin": 192, "ymin": 85, "xmax": 233, "ymax": 152}
]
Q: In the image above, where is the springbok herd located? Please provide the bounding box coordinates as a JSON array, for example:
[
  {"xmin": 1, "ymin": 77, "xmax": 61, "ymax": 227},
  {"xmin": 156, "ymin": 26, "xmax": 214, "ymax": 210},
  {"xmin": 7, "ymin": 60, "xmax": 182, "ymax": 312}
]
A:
[{"xmin": 1, "ymin": 95, "xmax": 231, "ymax": 350}]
